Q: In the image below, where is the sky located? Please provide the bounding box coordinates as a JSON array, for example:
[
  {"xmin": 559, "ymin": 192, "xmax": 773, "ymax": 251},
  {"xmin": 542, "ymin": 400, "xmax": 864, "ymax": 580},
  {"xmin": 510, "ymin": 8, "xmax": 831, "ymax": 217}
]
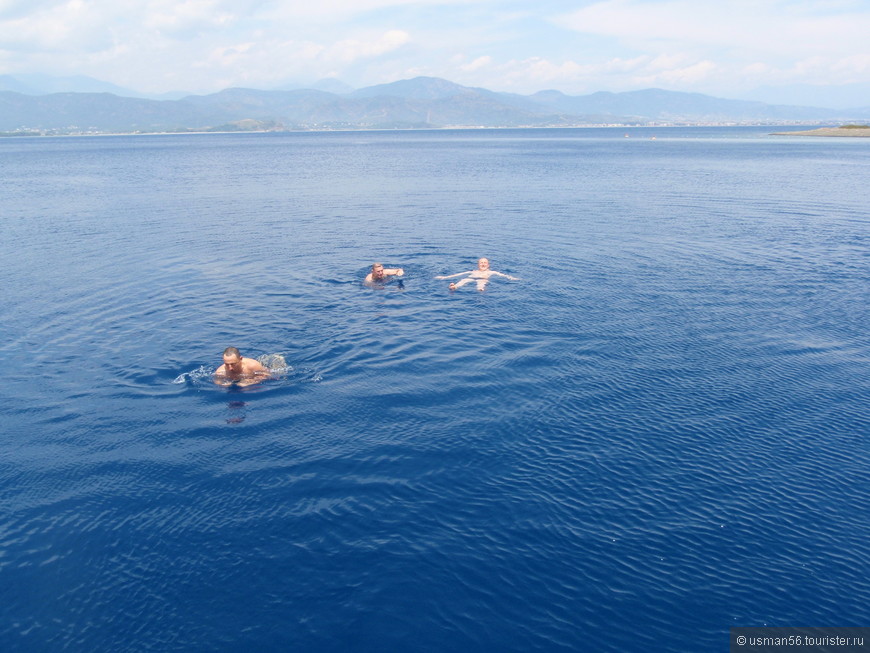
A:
[{"xmin": 1, "ymin": 0, "xmax": 870, "ymax": 101}]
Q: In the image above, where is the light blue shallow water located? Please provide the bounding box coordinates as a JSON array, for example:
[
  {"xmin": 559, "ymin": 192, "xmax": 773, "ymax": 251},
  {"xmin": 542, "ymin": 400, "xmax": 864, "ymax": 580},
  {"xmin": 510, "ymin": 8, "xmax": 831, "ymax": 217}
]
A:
[{"xmin": 1, "ymin": 127, "xmax": 868, "ymax": 652}]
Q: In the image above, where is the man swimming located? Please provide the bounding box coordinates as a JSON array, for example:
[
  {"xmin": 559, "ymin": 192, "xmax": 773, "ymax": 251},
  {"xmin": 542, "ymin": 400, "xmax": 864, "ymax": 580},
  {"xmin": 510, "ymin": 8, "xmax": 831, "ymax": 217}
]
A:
[
  {"xmin": 365, "ymin": 262, "xmax": 404, "ymax": 284},
  {"xmin": 435, "ymin": 257, "xmax": 519, "ymax": 291},
  {"xmin": 214, "ymin": 347, "xmax": 269, "ymax": 386}
]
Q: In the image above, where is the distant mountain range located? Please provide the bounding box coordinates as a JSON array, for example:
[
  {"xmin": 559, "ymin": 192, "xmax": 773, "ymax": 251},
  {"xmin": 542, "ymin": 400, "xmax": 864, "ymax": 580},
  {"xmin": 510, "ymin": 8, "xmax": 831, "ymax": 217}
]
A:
[
  {"xmin": 738, "ymin": 82, "xmax": 870, "ymax": 110},
  {"xmin": 2, "ymin": 75, "xmax": 868, "ymax": 134}
]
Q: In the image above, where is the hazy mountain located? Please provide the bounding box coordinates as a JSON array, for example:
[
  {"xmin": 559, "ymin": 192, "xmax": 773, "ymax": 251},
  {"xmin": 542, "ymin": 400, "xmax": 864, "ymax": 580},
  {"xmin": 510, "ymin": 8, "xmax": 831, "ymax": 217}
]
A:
[
  {"xmin": 2, "ymin": 76, "xmax": 867, "ymax": 133},
  {"xmin": 351, "ymin": 76, "xmax": 471, "ymax": 100},
  {"xmin": 275, "ymin": 78, "xmax": 355, "ymax": 95},
  {"xmin": 0, "ymin": 91, "xmax": 203, "ymax": 132},
  {"xmin": 741, "ymin": 82, "xmax": 870, "ymax": 111},
  {"xmin": 308, "ymin": 78, "xmax": 355, "ymax": 94},
  {"xmin": 0, "ymin": 73, "xmax": 200, "ymax": 100},
  {"xmin": 0, "ymin": 73, "xmax": 147, "ymax": 97},
  {"xmin": 0, "ymin": 75, "xmax": 36, "ymax": 94},
  {"xmin": 178, "ymin": 87, "xmax": 337, "ymax": 123},
  {"xmin": 526, "ymin": 88, "xmax": 838, "ymax": 122}
]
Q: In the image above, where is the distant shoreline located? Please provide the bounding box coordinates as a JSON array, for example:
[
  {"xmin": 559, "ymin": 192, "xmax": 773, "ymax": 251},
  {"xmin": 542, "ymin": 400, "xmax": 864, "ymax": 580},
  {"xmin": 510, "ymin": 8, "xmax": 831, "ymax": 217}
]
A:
[
  {"xmin": 772, "ymin": 126, "xmax": 870, "ymax": 137},
  {"xmin": 1, "ymin": 124, "xmax": 844, "ymax": 139}
]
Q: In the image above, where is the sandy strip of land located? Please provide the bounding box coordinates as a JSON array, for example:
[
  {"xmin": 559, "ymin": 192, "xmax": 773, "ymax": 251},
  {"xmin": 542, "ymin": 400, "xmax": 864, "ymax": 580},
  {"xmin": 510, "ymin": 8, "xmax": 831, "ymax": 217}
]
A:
[{"xmin": 772, "ymin": 127, "xmax": 870, "ymax": 137}]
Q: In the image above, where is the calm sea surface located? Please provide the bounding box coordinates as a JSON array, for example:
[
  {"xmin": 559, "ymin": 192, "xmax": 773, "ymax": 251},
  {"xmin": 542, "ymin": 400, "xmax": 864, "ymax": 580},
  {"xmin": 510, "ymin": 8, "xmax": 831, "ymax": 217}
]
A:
[{"xmin": 1, "ymin": 127, "xmax": 868, "ymax": 652}]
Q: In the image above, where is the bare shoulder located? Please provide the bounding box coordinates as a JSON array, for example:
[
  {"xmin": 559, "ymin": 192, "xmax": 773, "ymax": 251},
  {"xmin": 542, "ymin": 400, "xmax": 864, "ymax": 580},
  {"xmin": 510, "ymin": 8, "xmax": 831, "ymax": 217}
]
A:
[{"xmin": 244, "ymin": 357, "xmax": 267, "ymax": 372}]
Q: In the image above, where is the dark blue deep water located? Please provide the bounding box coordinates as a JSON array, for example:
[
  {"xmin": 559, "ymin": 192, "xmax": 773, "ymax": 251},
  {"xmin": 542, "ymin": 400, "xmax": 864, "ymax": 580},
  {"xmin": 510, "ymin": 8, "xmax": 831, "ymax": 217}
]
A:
[{"xmin": 1, "ymin": 127, "xmax": 868, "ymax": 652}]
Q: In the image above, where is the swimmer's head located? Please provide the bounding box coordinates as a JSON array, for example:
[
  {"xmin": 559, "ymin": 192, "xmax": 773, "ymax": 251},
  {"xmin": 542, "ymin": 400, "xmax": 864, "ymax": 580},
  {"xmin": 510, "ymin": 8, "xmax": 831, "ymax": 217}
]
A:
[
  {"xmin": 222, "ymin": 347, "xmax": 243, "ymax": 374},
  {"xmin": 477, "ymin": 258, "xmax": 490, "ymax": 270},
  {"xmin": 371, "ymin": 262, "xmax": 385, "ymax": 280}
]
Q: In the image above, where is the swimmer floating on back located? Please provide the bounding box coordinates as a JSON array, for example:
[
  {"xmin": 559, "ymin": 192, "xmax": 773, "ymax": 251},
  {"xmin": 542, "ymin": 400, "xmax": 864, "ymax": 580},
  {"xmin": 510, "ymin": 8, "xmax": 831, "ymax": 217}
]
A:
[
  {"xmin": 365, "ymin": 262, "xmax": 404, "ymax": 284},
  {"xmin": 436, "ymin": 257, "xmax": 519, "ymax": 291},
  {"xmin": 214, "ymin": 347, "xmax": 269, "ymax": 386}
]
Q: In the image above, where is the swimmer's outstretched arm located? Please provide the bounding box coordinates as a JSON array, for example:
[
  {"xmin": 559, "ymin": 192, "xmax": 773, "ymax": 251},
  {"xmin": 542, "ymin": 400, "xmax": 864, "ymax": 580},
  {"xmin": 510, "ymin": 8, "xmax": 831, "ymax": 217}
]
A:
[
  {"xmin": 435, "ymin": 271, "xmax": 472, "ymax": 279},
  {"xmin": 365, "ymin": 268, "xmax": 404, "ymax": 283},
  {"xmin": 490, "ymin": 271, "xmax": 520, "ymax": 281}
]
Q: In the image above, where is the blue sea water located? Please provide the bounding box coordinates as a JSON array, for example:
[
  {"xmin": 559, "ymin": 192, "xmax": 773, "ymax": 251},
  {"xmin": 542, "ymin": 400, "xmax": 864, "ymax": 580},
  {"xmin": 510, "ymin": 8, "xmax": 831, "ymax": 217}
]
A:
[{"xmin": 1, "ymin": 126, "xmax": 868, "ymax": 652}]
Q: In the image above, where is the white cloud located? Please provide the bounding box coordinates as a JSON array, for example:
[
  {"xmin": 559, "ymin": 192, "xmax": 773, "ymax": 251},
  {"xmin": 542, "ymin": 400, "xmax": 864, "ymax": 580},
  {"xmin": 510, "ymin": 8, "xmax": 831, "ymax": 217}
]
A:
[
  {"xmin": 0, "ymin": 0, "xmax": 64, "ymax": 21},
  {"xmin": 637, "ymin": 60, "xmax": 717, "ymax": 86},
  {"xmin": 730, "ymin": 53, "xmax": 870, "ymax": 89},
  {"xmin": 445, "ymin": 53, "xmax": 718, "ymax": 94},
  {"xmin": 143, "ymin": 0, "xmax": 237, "ymax": 35},
  {"xmin": 831, "ymin": 54, "xmax": 870, "ymax": 78},
  {"xmin": 175, "ymin": 30, "xmax": 411, "ymax": 90},
  {"xmin": 0, "ymin": 0, "xmax": 119, "ymax": 52},
  {"xmin": 326, "ymin": 30, "xmax": 411, "ymax": 64},
  {"xmin": 201, "ymin": 42, "xmax": 256, "ymax": 68},
  {"xmin": 459, "ymin": 55, "xmax": 491, "ymax": 72},
  {"xmin": 555, "ymin": 0, "xmax": 870, "ymax": 59},
  {"xmin": 256, "ymin": 0, "xmax": 488, "ymax": 22},
  {"xmin": 1, "ymin": 0, "xmax": 867, "ymax": 96}
]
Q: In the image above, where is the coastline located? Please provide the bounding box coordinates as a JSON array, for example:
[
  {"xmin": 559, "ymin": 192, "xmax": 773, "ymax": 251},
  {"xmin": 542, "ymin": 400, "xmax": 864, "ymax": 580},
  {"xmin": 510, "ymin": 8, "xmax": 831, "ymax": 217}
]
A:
[
  {"xmin": 772, "ymin": 126, "xmax": 870, "ymax": 137},
  {"xmin": 2, "ymin": 123, "xmax": 838, "ymax": 139}
]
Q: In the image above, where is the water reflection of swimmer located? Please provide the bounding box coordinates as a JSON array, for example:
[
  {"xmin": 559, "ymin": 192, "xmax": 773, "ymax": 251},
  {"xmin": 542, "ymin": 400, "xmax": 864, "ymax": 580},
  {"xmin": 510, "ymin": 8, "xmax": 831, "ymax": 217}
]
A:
[
  {"xmin": 435, "ymin": 257, "xmax": 519, "ymax": 291},
  {"xmin": 214, "ymin": 347, "xmax": 269, "ymax": 386},
  {"xmin": 365, "ymin": 262, "xmax": 404, "ymax": 284},
  {"xmin": 225, "ymin": 400, "xmax": 247, "ymax": 424}
]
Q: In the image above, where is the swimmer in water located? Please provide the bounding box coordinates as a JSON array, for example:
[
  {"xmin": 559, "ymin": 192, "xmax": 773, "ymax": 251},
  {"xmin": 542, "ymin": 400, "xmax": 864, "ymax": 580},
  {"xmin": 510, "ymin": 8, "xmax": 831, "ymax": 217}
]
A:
[
  {"xmin": 214, "ymin": 347, "xmax": 269, "ymax": 386},
  {"xmin": 435, "ymin": 257, "xmax": 519, "ymax": 291},
  {"xmin": 365, "ymin": 262, "xmax": 404, "ymax": 284}
]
